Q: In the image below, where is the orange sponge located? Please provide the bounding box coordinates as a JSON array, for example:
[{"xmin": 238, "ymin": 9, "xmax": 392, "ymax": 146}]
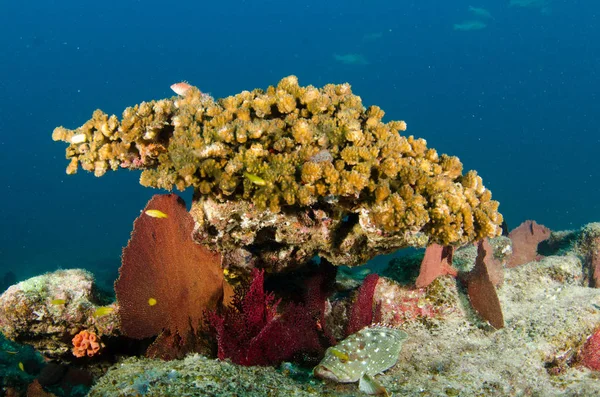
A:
[{"xmin": 72, "ymin": 330, "xmax": 101, "ymax": 358}]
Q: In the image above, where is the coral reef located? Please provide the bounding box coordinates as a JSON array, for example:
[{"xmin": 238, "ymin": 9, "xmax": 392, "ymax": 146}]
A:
[
  {"xmin": 373, "ymin": 276, "xmax": 455, "ymax": 327},
  {"xmin": 536, "ymin": 223, "xmax": 600, "ymax": 287},
  {"xmin": 86, "ymin": 235, "xmax": 600, "ymax": 396},
  {"xmin": 0, "ymin": 269, "xmax": 118, "ymax": 359},
  {"xmin": 571, "ymin": 223, "xmax": 600, "ymax": 287},
  {"xmin": 382, "ymin": 254, "xmax": 600, "ymax": 396},
  {"xmin": 452, "ymin": 235, "xmax": 512, "ymax": 271},
  {"xmin": 115, "ymin": 194, "xmax": 232, "ymax": 359},
  {"xmin": 53, "ymin": 76, "xmax": 502, "ymax": 271}
]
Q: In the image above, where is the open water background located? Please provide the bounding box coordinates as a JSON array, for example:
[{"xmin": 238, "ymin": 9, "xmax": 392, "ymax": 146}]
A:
[{"xmin": 0, "ymin": 0, "xmax": 597, "ymax": 283}]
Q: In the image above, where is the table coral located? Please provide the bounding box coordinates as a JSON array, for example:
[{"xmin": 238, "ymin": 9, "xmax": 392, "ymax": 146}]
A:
[{"xmin": 53, "ymin": 76, "xmax": 502, "ymax": 270}]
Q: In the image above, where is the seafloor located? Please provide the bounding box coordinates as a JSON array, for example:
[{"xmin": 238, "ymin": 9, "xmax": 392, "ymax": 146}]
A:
[
  {"xmin": 3, "ymin": 224, "xmax": 600, "ymax": 396},
  {"xmin": 89, "ymin": 227, "xmax": 600, "ymax": 396}
]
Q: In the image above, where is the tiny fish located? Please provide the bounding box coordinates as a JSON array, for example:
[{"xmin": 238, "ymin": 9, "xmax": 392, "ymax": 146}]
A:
[
  {"xmin": 323, "ymin": 194, "xmax": 338, "ymax": 204},
  {"xmin": 148, "ymin": 297, "xmax": 157, "ymax": 306},
  {"xmin": 308, "ymin": 149, "xmax": 333, "ymax": 163},
  {"xmin": 70, "ymin": 133, "xmax": 87, "ymax": 144},
  {"xmin": 223, "ymin": 268, "xmax": 239, "ymax": 280},
  {"xmin": 51, "ymin": 299, "xmax": 66, "ymax": 305},
  {"xmin": 244, "ymin": 172, "xmax": 266, "ymax": 186},
  {"xmin": 468, "ymin": 6, "xmax": 493, "ymax": 19},
  {"xmin": 18, "ymin": 362, "xmax": 24, "ymax": 372},
  {"xmin": 170, "ymin": 81, "xmax": 193, "ymax": 96},
  {"xmin": 314, "ymin": 324, "xmax": 408, "ymax": 396},
  {"xmin": 93, "ymin": 306, "xmax": 115, "ymax": 317},
  {"xmin": 5, "ymin": 350, "xmax": 18, "ymax": 355},
  {"xmin": 145, "ymin": 209, "xmax": 168, "ymax": 218}
]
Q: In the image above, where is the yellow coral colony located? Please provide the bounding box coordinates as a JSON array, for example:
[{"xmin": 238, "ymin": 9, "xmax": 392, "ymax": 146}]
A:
[{"xmin": 52, "ymin": 76, "xmax": 502, "ymax": 246}]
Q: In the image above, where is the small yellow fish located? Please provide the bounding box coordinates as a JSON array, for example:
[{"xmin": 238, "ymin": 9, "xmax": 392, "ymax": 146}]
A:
[
  {"xmin": 51, "ymin": 299, "xmax": 66, "ymax": 305},
  {"xmin": 244, "ymin": 172, "xmax": 266, "ymax": 186},
  {"xmin": 145, "ymin": 209, "xmax": 168, "ymax": 218},
  {"xmin": 223, "ymin": 268, "xmax": 239, "ymax": 279},
  {"xmin": 93, "ymin": 306, "xmax": 115, "ymax": 317},
  {"xmin": 5, "ymin": 350, "xmax": 18, "ymax": 355},
  {"xmin": 148, "ymin": 298, "xmax": 157, "ymax": 306},
  {"xmin": 18, "ymin": 362, "xmax": 24, "ymax": 371}
]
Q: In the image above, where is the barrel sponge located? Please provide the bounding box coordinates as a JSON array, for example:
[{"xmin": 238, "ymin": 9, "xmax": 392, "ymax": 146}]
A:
[{"xmin": 52, "ymin": 76, "xmax": 502, "ymax": 246}]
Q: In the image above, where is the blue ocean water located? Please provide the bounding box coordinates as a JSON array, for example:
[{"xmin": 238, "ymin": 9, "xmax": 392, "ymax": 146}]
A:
[{"xmin": 0, "ymin": 0, "xmax": 598, "ymax": 283}]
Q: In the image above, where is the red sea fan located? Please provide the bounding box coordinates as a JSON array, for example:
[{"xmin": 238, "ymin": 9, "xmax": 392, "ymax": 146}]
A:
[
  {"xmin": 346, "ymin": 273, "xmax": 381, "ymax": 336},
  {"xmin": 208, "ymin": 269, "xmax": 280, "ymax": 364},
  {"xmin": 115, "ymin": 194, "xmax": 232, "ymax": 359},
  {"xmin": 581, "ymin": 329, "xmax": 600, "ymax": 371},
  {"xmin": 207, "ymin": 268, "xmax": 331, "ymax": 366}
]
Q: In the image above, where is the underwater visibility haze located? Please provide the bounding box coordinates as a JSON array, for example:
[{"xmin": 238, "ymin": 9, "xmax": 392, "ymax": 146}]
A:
[
  {"xmin": 0, "ymin": 0, "xmax": 599, "ymax": 395},
  {"xmin": 1, "ymin": 0, "xmax": 598, "ymax": 281}
]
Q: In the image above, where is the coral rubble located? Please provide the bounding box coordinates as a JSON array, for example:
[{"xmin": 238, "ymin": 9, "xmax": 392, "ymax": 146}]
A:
[{"xmin": 53, "ymin": 76, "xmax": 502, "ymax": 271}]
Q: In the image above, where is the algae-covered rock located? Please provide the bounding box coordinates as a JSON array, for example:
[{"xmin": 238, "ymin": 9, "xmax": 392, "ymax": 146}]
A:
[
  {"xmin": 0, "ymin": 269, "xmax": 118, "ymax": 359},
  {"xmin": 89, "ymin": 354, "xmax": 340, "ymax": 397},
  {"xmin": 373, "ymin": 254, "xmax": 600, "ymax": 396},
  {"xmin": 88, "ymin": 252, "xmax": 600, "ymax": 396}
]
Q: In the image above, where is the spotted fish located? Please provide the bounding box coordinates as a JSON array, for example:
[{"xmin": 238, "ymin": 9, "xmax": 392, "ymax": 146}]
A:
[{"xmin": 313, "ymin": 324, "xmax": 408, "ymax": 396}]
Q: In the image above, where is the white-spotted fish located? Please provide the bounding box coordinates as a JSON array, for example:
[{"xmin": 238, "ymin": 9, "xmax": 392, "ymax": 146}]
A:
[{"xmin": 313, "ymin": 324, "xmax": 408, "ymax": 396}]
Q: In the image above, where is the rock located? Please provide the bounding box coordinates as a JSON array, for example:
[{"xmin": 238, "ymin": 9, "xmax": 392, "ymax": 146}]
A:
[{"xmin": 0, "ymin": 269, "xmax": 119, "ymax": 360}]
